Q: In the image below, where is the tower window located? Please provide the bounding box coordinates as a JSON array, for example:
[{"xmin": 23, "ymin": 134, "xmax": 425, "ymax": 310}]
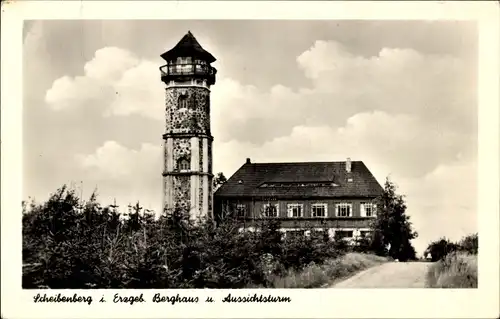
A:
[
  {"xmin": 177, "ymin": 157, "xmax": 190, "ymax": 171},
  {"xmin": 178, "ymin": 95, "xmax": 188, "ymax": 109}
]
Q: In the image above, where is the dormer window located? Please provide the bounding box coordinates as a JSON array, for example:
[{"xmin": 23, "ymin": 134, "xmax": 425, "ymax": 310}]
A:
[
  {"xmin": 178, "ymin": 95, "xmax": 188, "ymax": 109},
  {"xmin": 177, "ymin": 157, "xmax": 190, "ymax": 171}
]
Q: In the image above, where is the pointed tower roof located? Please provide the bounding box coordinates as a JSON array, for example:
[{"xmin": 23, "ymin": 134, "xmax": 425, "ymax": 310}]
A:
[{"xmin": 161, "ymin": 31, "xmax": 216, "ymax": 63}]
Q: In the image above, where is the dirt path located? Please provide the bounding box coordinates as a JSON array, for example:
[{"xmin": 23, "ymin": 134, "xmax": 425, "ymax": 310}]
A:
[{"xmin": 331, "ymin": 262, "xmax": 433, "ymax": 288}]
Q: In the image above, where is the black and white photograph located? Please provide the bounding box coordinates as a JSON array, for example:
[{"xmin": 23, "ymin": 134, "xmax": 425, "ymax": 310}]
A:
[{"xmin": 2, "ymin": 1, "xmax": 499, "ymax": 318}]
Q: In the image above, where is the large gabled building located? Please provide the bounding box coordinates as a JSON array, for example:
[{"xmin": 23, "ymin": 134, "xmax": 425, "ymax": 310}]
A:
[{"xmin": 214, "ymin": 158, "xmax": 384, "ymax": 240}]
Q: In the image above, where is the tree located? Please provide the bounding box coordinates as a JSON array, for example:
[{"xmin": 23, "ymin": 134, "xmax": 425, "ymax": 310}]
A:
[
  {"xmin": 213, "ymin": 172, "xmax": 227, "ymax": 192},
  {"xmin": 457, "ymin": 233, "xmax": 478, "ymax": 255},
  {"xmin": 371, "ymin": 177, "xmax": 418, "ymax": 261},
  {"xmin": 424, "ymin": 233, "xmax": 478, "ymax": 262},
  {"xmin": 425, "ymin": 238, "xmax": 458, "ymax": 262}
]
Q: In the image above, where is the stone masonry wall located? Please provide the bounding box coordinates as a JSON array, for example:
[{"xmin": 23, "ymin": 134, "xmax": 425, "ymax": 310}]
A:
[
  {"xmin": 165, "ymin": 87, "xmax": 210, "ymax": 134},
  {"xmin": 173, "ymin": 175, "xmax": 190, "ymax": 212},
  {"xmin": 173, "ymin": 138, "xmax": 191, "ymax": 169}
]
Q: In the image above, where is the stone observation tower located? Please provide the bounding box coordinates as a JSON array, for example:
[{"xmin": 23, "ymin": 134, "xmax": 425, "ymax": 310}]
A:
[{"xmin": 159, "ymin": 31, "xmax": 217, "ymax": 220}]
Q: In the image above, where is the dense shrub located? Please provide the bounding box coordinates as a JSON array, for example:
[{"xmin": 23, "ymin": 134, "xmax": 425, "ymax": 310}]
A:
[
  {"xmin": 424, "ymin": 233, "xmax": 478, "ymax": 262},
  {"xmin": 457, "ymin": 233, "xmax": 478, "ymax": 255},
  {"xmin": 425, "ymin": 238, "xmax": 459, "ymax": 262},
  {"xmin": 424, "ymin": 233, "xmax": 478, "ymax": 288},
  {"xmin": 426, "ymin": 252, "xmax": 477, "ymax": 288},
  {"xmin": 23, "ymin": 186, "xmax": 365, "ymax": 289}
]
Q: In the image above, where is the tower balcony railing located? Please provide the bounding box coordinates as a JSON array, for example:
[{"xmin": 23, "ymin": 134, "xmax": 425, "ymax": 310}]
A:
[{"xmin": 160, "ymin": 63, "xmax": 217, "ymax": 84}]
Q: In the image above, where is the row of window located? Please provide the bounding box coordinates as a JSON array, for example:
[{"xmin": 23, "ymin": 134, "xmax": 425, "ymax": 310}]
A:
[
  {"xmin": 239, "ymin": 227, "xmax": 373, "ymax": 240},
  {"xmin": 259, "ymin": 182, "xmax": 339, "ymax": 188},
  {"xmin": 235, "ymin": 202, "xmax": 376, "ymax": 218}
]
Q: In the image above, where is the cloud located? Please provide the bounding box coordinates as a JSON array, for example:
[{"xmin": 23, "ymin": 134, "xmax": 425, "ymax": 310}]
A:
[
  {"xmin": 83, "ymin": 47, "xmax": 139, "ymax": 83},
  {"xmin": 77, "ymin": 140, "xmax": 161, "ymax": 180},
  {"xmin": 211, "ymin": 40, "xmax": 475, "ymax": 147},
  {"xmin": 75, "ymin": 141, "xmax": 163, "ymax": 212},
  {"xmin": 214, "ymin": 111, "xmax": 474, "ymax": 180},
  {"xmin": 45, "ymin": 47, "xmax": 163, "ymax": 119},
  {"xmin": 399, "ymin": 160, "xmax": 477, "ymax": 253}
]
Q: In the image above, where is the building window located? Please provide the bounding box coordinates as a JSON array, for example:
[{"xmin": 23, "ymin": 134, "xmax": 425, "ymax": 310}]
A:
[
  {"xmin": 262, "ymin": 203, "xmax": 279, "ymax": 218},
  {"xmin": 177, "ymin": 157, "xmax": 190, "ymax": 171},
  {"xmin": 360, "ymin": 202, "xmax": 377, "ymax": 217},
  {"xmin": 336, "ymin": 203, "xmax": 352, "ymax": 217},
  {"xmin": 335, "ymin": 230, "xmax": 354, "ymax": 239},
  {"xmin": 178, "ymin": 95, "xmax": 188, "ymax": 109},
  {"xmin": 311, "ymin": 203, "xmax": 327, "ymax": 218},
  {"xmin": 287, "ymin": 203, "xmax": 303, "ymax": 218},
  {"xmin": 236, "ymin": 204, "xmax": 246, "ymax": 217}
]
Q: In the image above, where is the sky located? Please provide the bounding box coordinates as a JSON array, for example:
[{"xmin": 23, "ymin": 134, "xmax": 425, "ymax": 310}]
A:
[{"xmin": 23, "ymin": 20, "xmax": 477, "ymax": 255}]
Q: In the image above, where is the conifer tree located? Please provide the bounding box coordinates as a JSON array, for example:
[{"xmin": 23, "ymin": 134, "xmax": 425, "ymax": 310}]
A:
[{"xmin": 371, "ymin": 177, "xmax": 418, "ymax": 261}]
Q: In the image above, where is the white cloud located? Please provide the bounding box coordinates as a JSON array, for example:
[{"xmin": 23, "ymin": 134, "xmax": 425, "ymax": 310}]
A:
[
  {"xmin": 106, "ymin": 60, "xmax": 164, "ymax": 119},
  {"xmin": 83, "ymin": 47, "xmax": 139, "ymax": 83},
  {"xmin": 45, "ymin": 75, "xmax": 107, "ymax": 110},
  {"xmin": 211, "ymin": 40, "xmax": 474, "ymax": 146},
  {"xmin": 77, "ymin": 140, "xmax": 161, "ymax": 180},
  {"xmin": 44, "ymin": 47, "xmax": 163, "ymax": 119},
  {"xmin": 75, "ymin": 141, "xmax": 163, "ymax": 213},
  {"xmin": 214, "ymin": 111, "xmax": 473, "ymax": 180},
  {"xmin": 399, "ymin": 160, "xmax": 477, "ymax": 254}
]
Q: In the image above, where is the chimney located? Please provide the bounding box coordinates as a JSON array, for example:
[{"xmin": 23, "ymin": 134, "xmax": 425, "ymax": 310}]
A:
[
  {"xmin": 246, "ymin": 158, "xmax": 251, "ymax": 164},
  {"xmin": 346, "ymin": 157, "xmax": 351, "ymax": 173}
]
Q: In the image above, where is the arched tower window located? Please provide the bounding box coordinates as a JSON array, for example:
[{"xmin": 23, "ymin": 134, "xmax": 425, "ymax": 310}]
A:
[
  {"xmin": 178, "ymin": 95, "xmax": 188, "ymax": 109},
  {"xmin": 177, "ymin": 157, "xmax": 190, "ymax": 171}
]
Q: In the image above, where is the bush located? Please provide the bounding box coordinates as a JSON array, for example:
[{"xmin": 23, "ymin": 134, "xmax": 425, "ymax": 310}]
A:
[
  {"xmin": 426, "ymin": 252, "xmax": 477, "ymax": 288},
  {"xmin": 457, "ymin": 233, "xmax": 478, "ymax": 255},
  {"xmin": 424, "ymin": 233, "xmax": 478, "ymax": 262},
  {"xmin": 425, "ymin": 238, "xmax": 459, "ymax": 262},
  {"xmin": 23, "ymin": 185, "xmax": 361, "ymax": 289}
]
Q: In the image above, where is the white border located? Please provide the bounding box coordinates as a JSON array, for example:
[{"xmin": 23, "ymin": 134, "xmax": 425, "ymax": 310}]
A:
[{"xmin": 2, "ymin": 1, "xmax": 499, "ymax": 318}]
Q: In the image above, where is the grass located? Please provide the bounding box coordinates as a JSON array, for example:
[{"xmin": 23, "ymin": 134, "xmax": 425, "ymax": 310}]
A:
[
  {"xmin": 425, "ymin": 252, "xmax": 478, "ymax": 288},
  {"xmin": 268, "ymin": 252, "xmax": 389, "ymax": 288}
]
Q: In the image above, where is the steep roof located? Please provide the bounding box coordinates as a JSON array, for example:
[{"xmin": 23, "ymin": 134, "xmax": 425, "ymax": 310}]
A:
[
  {"xmin": 161, "ymin": 31, "xmax": 216, "ymax": 63},
  {"xmin": 215, "ymin": 161, "xmax": 384, "ymax": 199}
]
